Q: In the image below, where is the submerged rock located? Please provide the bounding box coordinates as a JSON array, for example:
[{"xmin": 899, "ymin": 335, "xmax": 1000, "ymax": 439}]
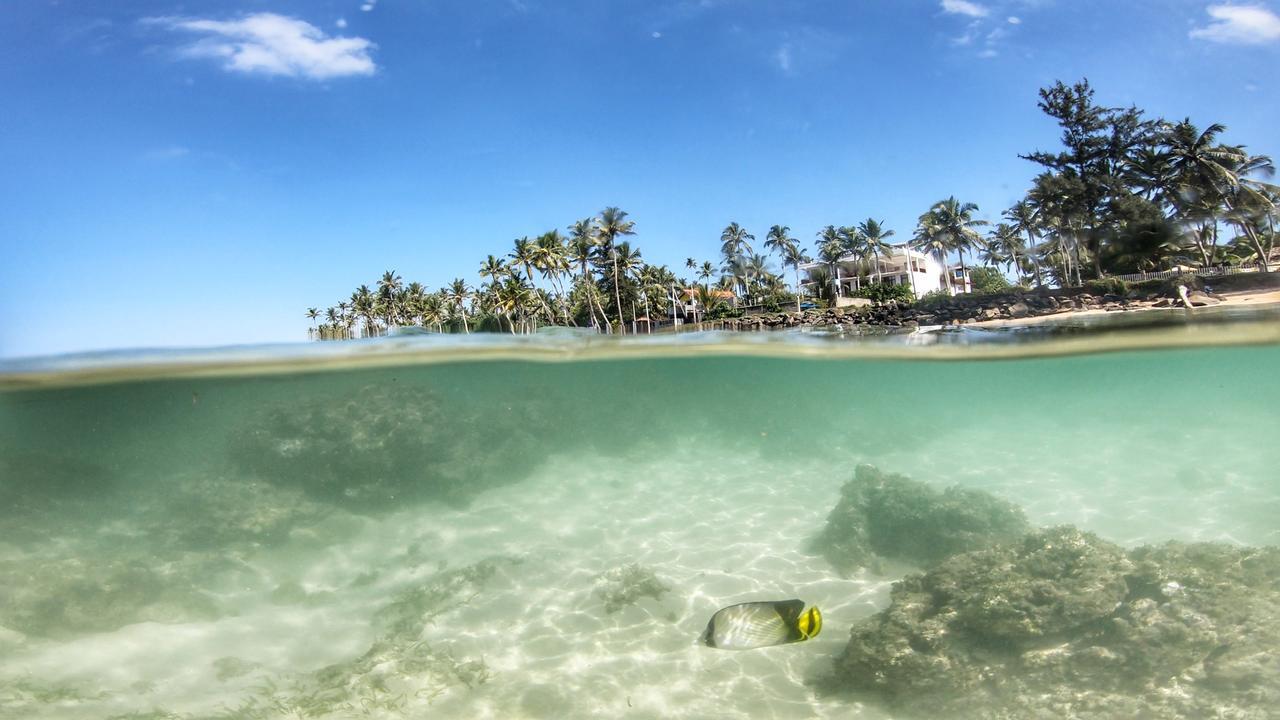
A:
[
  {"xmin": 0, "ymin": 554, "xmax": 223, "ymax": 639},
  {"xmin": 594, "ymin": 563, "xmax": 672, "ymax": 614},
  {"xmin": 825, "ymin": 526, "xmax": 1280, "ymax": 719},
  {"xmin": 230, "ymin": 383, "xmax": 545, "ymax": 511},
  {"xmin": 808, "ymin": 465, "xmax": 1031, "ymax": 575}
]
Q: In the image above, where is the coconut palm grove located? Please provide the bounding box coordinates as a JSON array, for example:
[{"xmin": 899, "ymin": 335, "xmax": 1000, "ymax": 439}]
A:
[{"xmin": 308, "ymin": 80, "xmax": 1276, "ymax": 339}]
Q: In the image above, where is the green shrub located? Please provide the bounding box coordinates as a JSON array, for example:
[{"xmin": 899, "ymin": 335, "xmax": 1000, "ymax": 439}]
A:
[
  {"xmin": 853, "ymin": 282, "xmax": 916, "ymax": 305},
  {"xmin": 705, "ymin": 305, "xmax": 743, "ymax": 320},
  {"xmin": 969, "ymin": 267, "xmax": 1013, "ymax": 294},
  {"xmin": 1084, "ymin": 277, "xmax": 1129, "ymax": 296},
  {"xmin": 914, "ymin": 289, "xmax": 954, "ymax": 310}
]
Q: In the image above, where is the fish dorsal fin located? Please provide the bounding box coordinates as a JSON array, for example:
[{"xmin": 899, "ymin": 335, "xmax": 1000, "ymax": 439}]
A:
[{"xmin": 773, "ymin": 599, "xmax": 805, "ymax": 630}]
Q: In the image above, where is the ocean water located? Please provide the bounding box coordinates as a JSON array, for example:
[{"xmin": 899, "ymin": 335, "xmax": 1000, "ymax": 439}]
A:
[{"xmin": 1, "ymin": 313, "xmax": 1278, "ymax": 719}]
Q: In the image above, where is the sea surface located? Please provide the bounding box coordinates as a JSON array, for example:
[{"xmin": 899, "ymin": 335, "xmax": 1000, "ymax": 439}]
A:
[{"xmin": 1, "ymin": 308, "xmax": 1278, "ymax": 719}]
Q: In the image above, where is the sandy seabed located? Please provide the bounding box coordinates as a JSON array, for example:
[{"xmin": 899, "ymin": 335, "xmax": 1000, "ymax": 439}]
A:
[{"xmin": 2, "ymin": 423, "xmax": 1275, "ymax": 719}]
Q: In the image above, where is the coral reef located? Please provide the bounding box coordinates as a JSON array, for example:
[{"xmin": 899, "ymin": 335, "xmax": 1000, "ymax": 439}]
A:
[
  {"xmin": 230, "ymin": 384, "xmax": 545, "ymax": 511},
  {"xmin": 594, "ymin": 563, "xmax": 672, "ymax": 614},
  {"xmin": 808, "ymin": 464, "xmax": 1031, "ymax": 575},
  {"xmin": 825, "ymin": 526, "xmax": 1280, "ymax": 719}
]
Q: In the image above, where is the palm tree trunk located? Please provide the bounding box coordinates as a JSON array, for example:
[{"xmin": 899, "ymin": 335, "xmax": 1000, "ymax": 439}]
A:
[
  {"xmin": 793, "ymin": 266, "xmax": 802, "ymax": 312},
  {"xmin": 611, "ymin": 250, "xmax": 625, "ymax": 335},
  {"xmin": 1224, "ymin": 199, "xmax": 1272, "ymax": 272},
  {"xmin": 1026, "ymin": 231, "xmax": 1044, "ymax": 288}
]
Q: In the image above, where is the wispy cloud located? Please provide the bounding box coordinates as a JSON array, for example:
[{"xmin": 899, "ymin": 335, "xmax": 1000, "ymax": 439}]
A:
[
  {"xmin": 142, "ymin": 145, "xmax": 190, "ymax": 161},
  {"xmin": 1190, "ymin": 4, "xmax": 1280, "ymax": 44},
  {"xmin": 774, "ymin": 43, "xmax": 793, "ymax": 72},
  {"xmin": 147, "ymin": 13, "xmax": 377, "ymax": 80},
  {"xmin": 941, "ymin": 0, "xmax": 990, "ymax": 18},
  {"xmin": 769, "ymin": 27, "xmax": 845, "ymax": 75}
]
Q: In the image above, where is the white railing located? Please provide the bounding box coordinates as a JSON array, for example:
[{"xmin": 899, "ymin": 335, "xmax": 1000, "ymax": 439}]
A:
[{"xmin": 1108, "ymin": 266, "xmax": 1257, "ymax": 283}]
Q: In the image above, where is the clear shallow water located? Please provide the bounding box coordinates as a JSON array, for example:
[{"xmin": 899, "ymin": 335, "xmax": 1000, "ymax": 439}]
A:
[{"xmin": 1, "ymin": 313, "xmax": 1278, "ymax": 719}]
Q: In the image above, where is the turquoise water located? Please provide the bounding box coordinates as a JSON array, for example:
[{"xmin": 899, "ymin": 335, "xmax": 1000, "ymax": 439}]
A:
[{"xmin": 1, "ymin": 315, "xmax": 1278, "ymax": 719}]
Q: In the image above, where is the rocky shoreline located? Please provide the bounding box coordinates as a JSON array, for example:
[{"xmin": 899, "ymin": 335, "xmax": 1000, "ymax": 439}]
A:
[
  {"xmin": 708, "ymin": 273, "xmax": 1279, "ymax": 332},
  {"xmin": 711, "ymin": 287, "xmax": 1223, "ymax": 331}
]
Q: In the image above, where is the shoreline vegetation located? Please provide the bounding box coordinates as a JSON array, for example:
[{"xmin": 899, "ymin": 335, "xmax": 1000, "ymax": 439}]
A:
[{"xmin": 306, "ymin": 79, "xmax": 1278, "ymax": 340}]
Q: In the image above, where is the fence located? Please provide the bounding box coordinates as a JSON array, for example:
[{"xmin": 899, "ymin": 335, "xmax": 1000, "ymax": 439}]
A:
[{"xmin": 1107, "ymin": 266, "xmax": 1257, "ymax": 283}]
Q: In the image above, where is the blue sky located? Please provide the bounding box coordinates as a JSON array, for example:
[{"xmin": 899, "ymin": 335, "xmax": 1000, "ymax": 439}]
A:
[{"xmin": 2, "ymin": 0, "xmax": 1279, "ymax": 357}]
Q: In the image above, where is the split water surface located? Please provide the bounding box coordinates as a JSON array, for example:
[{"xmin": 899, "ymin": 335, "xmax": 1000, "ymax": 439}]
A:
[{"xmin": 1, "ymin": 311, "xmax": 1278, "ymax": 719}]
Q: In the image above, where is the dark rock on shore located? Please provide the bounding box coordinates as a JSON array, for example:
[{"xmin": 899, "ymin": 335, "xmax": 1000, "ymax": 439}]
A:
[
  {"xmin": 823, "ymin": 526, "xmax": 1280, "ymax": 719},
  {"xmin": 706, "ymin": 276, "xmax": 1260, "ymax": 331},
  {"xmin": 808, "ymin": 465, "xmax": 1031, "ymax": 576}
]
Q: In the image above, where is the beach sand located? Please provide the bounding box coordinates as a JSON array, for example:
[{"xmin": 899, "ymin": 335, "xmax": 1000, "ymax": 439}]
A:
[{"xmin": 967, "ymin": 289, "xmax": 1280, "ymax": 329}]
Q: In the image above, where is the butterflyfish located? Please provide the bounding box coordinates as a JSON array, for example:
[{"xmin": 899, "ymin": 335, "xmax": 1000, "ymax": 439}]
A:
[{"xmin": 700, "ymin": 599, "xmax": 822, "ymax": 650}]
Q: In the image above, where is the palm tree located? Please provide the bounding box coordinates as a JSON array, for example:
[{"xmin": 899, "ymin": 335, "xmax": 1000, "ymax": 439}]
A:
[
  {"xmin": 511, "ymin": 236, "xmax": 553, "ymax": 320},
  {"xmin": 479, "ymin": 255, "xmax": 509, "ymax": 284},
  {"xmin": 719, "ymin": 222, "xmax": 755, "ymax": 304},
  {"xmin": 535, "ymin": 230, "xmax": 573, "ymax": 325},
  {"xmin": 447, "ymin": 278, "xmax": 471, "ymax": 333},
  {"xmin": 911, "ymin": 214, "xmax": 953, "ymax": 294},
  {"xmin": 305, "ymin": 308, "xmax": 319, "ymax": 338},
  {"xmin": 613, "ymin": 241, "xmax": 645, "ymax": 330},
  {"xmin": 720, "ymin": 222, "xmax": 755, "ymax": 261},
  {"xmin": 353, "ymin": 284, "xmax": 377, "ymax": 336},
  {"xmin": 595, "ymin": 207, "xmax": 636, "ymax": 334},
  {"xmin": 987, "ymin": 223, "xmax": 1026, "ymax": 282},
  {"xmin": 569, "ymin": 218, "xmax": 605, "ymax": 330},
  {"xmin": 1163, "ymin": 119, "xmax": 1276, "ymax": 271},
  {"xmin": 817, "ymin": 225, "xmax": 847, "ymax": 298},
  {"xmin": 377, "ymin": 270, "xmax": 403, "ymax": 327},
  {"xmin": 1004, "ymin": 200, "xmax": 1046, "ymax": 287},
  {"xmin": 764, "ymin": 225, "xmax": 809, "ymax": 312},
  {"xmin": 927, "ymin": 197, "xmax": 989, "ymax": 284},
  {"xmin": 857, "ymin": 219, "xmax": 895, "ymax": 285},
  {"xmin": 698, "ymin": 261, "xmax": 715, "ymax": 291}
]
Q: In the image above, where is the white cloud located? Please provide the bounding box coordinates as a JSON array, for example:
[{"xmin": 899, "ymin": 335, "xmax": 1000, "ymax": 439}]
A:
[
  {"xmin": 652, "ymin": 31, "xmax": 662, "ymax": 38},
  {"xmin": 150, "ymin": 13, "xmax": 377, "ymax": 80},
  {"xmin": 143, "ymin": 145, "xmax": 190, "ymax": 161},
  {"xmin": 1007, "ymin": 16, "xmax": 1022, "ymax": 24},
  {"xmin": 774, "ymin": 43, "xmax": 793, "ymax": 71},
  {"xmin": 1190, "ymin": 4, "xmax": 1280, "ymax": 44},
  {"xmin": 941, "ymin": 0, "xmax": 990, "ymax": 18},
  {"xmin": 361, "ymin": 1, "xmax": 376, "ymax": 12},
  {"xmin": 336, "ymin": 18, "xmax": 348, "ymax": 29}
]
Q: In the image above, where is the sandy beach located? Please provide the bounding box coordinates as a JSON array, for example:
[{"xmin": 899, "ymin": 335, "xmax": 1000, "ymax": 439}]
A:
[{"xmin": 968, "ymin": 288, "xmax": 1280, "ymax": 329}]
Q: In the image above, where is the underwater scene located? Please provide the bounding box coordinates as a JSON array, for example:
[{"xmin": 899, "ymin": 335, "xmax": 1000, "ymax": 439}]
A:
[{"xmin": 2, "ymin": 317, "xmax": 1279, "ymax": 720}]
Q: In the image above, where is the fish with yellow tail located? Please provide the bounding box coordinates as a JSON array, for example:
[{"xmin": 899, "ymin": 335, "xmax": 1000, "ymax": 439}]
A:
[{"xmin": 700, "ymin": 599, "xmax": 822, "ymax": 650}]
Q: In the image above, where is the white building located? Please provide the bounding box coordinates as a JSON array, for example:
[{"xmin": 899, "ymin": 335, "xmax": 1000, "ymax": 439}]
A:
[{"xmin": 800, "ymin": 245, "xmax": 972, "ymax": 303}]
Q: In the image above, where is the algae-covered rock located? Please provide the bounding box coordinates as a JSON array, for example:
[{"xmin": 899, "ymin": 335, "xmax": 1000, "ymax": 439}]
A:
[
  {"xmin": 230, "ymin": 384, "xmax": 545, "ymax": 511},
  {"xmin": 135, "ymin": 473, "xmax": 331, "ymax": 551},
  {"xmin": 808, "ymin": 464, "xmax": 1031, "ymax": 575},
  {"xmin": 217, "ymin": 559, "xmax": 512, "ymax": 718},
  {"xmin": 594, "ymin": 564, "xmax": 672, "ymax": 614},
  {"xmin": 826, "ymin": 526, "xmax": 1280, "ymax": 719},
  {"xmin": 0, "ymin": 554, "xmax": 223, "ymax": 639}
]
